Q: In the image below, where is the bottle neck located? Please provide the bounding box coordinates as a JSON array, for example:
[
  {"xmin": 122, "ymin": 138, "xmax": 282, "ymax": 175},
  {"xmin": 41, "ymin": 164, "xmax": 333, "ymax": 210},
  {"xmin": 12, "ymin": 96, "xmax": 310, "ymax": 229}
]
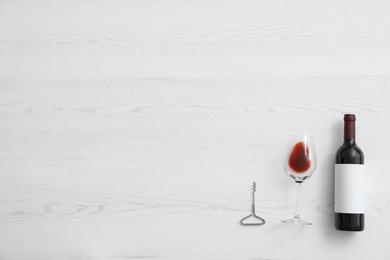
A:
[
  {"xmin": 344, "ymin": 120, "xmax": 356, "ymax": 144},
  {"xmin": 343, "ymin": 139, "xmax": 356, "ymax": 145}
]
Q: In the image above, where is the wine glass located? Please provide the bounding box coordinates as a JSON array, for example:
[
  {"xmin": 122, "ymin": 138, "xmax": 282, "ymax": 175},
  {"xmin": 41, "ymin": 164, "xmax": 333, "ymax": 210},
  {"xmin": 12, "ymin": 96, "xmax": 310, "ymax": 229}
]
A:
[{"xmin": 283, "ymin": 134, "xmax": 317, "ymax": 225}]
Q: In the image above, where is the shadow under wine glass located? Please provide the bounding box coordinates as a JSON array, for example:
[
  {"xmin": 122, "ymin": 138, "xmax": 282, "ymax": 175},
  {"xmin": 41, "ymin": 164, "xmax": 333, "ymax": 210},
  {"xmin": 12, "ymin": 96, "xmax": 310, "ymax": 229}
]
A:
[{"xmin": 282, "ymin": 134, "xmax": 317, "ymax": 226}]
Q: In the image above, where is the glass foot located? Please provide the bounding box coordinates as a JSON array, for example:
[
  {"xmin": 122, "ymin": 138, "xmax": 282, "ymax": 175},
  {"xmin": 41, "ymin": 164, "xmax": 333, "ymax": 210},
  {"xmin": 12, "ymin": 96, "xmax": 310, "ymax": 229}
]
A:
[{"xmin": 282, "ymin": 216, "xmax": 312, "ymax": 226}]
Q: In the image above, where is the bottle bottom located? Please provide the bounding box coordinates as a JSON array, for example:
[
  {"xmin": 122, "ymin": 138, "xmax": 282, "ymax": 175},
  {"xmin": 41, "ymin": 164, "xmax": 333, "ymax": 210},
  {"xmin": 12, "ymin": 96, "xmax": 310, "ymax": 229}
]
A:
[{"xmin": 335, "ymin": 213, "xmax": 364, "ymax": 231}]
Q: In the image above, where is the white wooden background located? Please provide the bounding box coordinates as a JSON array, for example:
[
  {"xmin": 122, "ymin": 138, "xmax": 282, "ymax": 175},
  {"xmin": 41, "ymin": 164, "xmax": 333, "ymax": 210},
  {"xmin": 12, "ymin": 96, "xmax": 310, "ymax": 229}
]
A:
[{"xmin": 1, "ymin": 0, "xmax": 390, "ymax": 259}]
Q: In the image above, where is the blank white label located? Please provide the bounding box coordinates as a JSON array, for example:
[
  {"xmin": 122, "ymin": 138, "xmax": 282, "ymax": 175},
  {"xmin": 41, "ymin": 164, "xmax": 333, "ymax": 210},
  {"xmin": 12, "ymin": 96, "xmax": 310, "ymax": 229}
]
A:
[{"xmin": 335, "ymin": 164, "xmax": 365, "ymax": 214}]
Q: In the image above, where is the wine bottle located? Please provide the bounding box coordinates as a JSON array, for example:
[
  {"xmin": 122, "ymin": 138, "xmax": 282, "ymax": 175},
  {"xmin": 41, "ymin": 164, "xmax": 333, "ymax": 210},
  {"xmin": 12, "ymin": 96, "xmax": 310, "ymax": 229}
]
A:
[{"xmin": 335, "ymin": 114, "xmax": 365, "ymax": 231}]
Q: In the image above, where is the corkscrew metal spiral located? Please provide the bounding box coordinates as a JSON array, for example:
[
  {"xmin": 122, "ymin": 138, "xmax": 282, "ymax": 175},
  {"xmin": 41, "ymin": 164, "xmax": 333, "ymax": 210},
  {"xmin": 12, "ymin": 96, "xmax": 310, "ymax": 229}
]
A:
[{"xmin": 240, "ymin": 181, "xmax": 266, "ymax": 226}]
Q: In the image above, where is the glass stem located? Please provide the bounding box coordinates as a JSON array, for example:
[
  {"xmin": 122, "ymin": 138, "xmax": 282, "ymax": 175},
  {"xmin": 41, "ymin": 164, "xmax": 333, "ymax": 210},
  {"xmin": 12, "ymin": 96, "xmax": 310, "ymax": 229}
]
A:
[{"xmin": 294, "ymin": 182, "xmax": 302, "ymax": 218}]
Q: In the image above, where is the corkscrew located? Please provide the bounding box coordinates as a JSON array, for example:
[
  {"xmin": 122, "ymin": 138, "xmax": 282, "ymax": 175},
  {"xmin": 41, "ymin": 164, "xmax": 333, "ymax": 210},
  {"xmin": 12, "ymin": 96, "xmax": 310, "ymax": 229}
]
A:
[{"xmin": 240, "ymin": 181, "xmax": 266, "ymax": 226}]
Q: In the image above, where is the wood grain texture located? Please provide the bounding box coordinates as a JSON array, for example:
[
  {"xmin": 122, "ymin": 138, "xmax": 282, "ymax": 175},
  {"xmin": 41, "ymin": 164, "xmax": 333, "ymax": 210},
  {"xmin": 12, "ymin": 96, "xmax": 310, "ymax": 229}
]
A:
[{"xmin": 1, "ymin": 0, "xmax": 390, "ymax": 259}]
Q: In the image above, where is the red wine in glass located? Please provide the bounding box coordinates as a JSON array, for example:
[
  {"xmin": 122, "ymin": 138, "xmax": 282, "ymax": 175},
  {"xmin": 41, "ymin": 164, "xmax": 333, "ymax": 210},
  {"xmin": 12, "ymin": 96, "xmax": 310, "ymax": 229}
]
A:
[{"xmin": 283, "ymin": 135, "xmax": 317, "ymax": 225}]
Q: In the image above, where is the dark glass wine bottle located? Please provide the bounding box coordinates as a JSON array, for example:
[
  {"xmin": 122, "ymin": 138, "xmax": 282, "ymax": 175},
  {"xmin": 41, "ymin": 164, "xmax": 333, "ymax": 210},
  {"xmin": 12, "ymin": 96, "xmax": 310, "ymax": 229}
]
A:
[{"xmin": 335, "ymin": 114, "xmax": 365, "ymax": 231}]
